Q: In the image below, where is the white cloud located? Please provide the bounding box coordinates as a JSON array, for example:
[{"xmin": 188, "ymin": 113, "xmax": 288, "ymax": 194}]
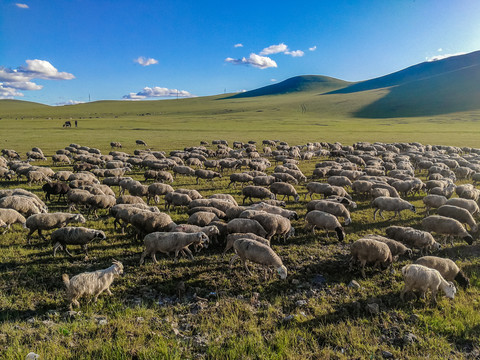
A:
[
  {"xmin": 309, "ymin": 46, "xmax": 317, "ymax": 51},
  {"xmin": 123, "ymin": 86, "xmax": 195, "ymax": 100},
  {"xmin": 285, "ymin": 50, "xmax": 304, "ymax": 57},
  {"xmin": 234, "ymin": 43, "xmax": 243, "ymax": 48},
  {"xmin": 0, "ymin": 84, "xmax": 24, "ymax": 99},
  {"xmin": 437, "ymin": 48, "xmax": 443, "ymax": 52},
  {"xmin": 134, "ymin": 56, "xmax": 158, "ymax": 66},
  {"xmin": 260, "ymin": 43, "xmax": 288, "ymax": 55},
  {"xmin": 225, "ymin": 53, "xmax": 277, "ymax": 69},
  {"xmin": 426, "ymin": 52, "xmax": 466, "ymax": 62},
  {"xmin": 2, "ymin": 81, "xmax": 43, "ymax": 90},
  {"xmin": 16, "ymin": 3, "xmax": 29, "ymax": 8},
  {"xmin": 55, "ymin": 100, "xmax": 85, "ymax": 106},
  {"xmin": 270, "ymin": 79, "xmax": 277, "ymax": 82}
]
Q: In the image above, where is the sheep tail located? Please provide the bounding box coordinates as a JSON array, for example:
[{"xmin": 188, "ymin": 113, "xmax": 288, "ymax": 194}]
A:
[{"xmin": 62, "ymin": 273, "xmax": 70, "ymax": 288}]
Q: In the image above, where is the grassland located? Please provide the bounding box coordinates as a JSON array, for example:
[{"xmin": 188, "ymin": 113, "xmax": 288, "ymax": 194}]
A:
[{"xmin": 1, "ymin": 87, "xmax": 480, "ymax": 358}]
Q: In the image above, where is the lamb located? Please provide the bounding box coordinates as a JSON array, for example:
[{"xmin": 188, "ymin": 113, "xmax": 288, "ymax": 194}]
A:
[
  {"xmin": 307, "ymin": 200, "xmax": 352, "ymax": 225},
  {"xmin": 195, "ymin": 169, "xmax": 222, "ymax": 184},
  {"xmin": 227, "ymin": 218, "xmax": 268, "ymax": 238},
  {"xmin": 52, "ymin": 226, "xmax": 106, "ymax": 257},
  {"xmin": 228, "ymin": 173, "xmax": 254, "ymax": 188},
  {"xmin": 0, "ymin": 208, "xmax": 26, "ymax": 233},
  {"xmin": 240, "ymin": 210, "xmax": 294, "ymax": 241},
  {"xmin": 400, "ymin": 264, "xmax": 456, "ymax": 303},
  {"xmin": 223, "ymin": 233, "xmax": 270, "ymax": 255},
  {"xmin": 0, "ymin": 196, "xmax": 42, "ymax": 217},
  {"xmin": 139, "ymin": 231, "xmax": 209, "ymax": 264},
  {"xmin": 230, "ymin": 238, "xmax": 287, "ymax": 279},
  {"xmin": 270, "ymin": 182, "xmax": 300, "ymax": 202},
  {"xmin": 372, "ymin": 197, "xmax": 416, "ymax": 220},
  {"xmin": 87, "ymin": 195, "xmax": 116, "ymax": 218},
  {"xmin": 385, "ymin": 226, "xmax": 441, "ymax": 254},
  {"xmin": 62, "ymin": 260, "xmax": 123, "ymax": 309},
  {"xmin": 445, "ymin": 198, "xmax": 479, "ymax": 216},
  {"xmin": 26, "ymin": 212, "xmax": 86, "ymax": 242},
  {"xmin": 241, "ymin": 186, "xmax": 275, "ymax": 204},
  {"xmin": 146, "ymin": 183, "xmax": 174, "ymax": 204},
  {"xmin": 415, "ymin": 256, "xmax": 469, "ymax": 289},
  {"xmin": 422, "ymin": 215, "xmax": 474, "ymax": 245},
  {"xmin": 422, "ymin": 194, "xmax": 447, "ymax": 215},
  {"xmin": 364, "ymin": 234, "xmax": 412, "ymax": 259},
  {"xmin": 349, "ymin": 238, "xmax": 393, "ymax": 278},
  {"xmin": 437, "ymin": 205, "xmax": 478, "ymax": 232},
  {"xmin": 187, "ymin": 211, "xmax": 218, "ymax": 226},
  {"xmin": 304, "ymin": 210, "xmax": 345, "ymax": 241}
]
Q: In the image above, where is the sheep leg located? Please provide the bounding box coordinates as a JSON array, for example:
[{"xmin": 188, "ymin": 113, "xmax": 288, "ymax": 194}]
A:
[
  {"xmin": 2, "ymin": 226, "xmax": 10, "ymax": 235},
  {"xmin": 64, "ymin": 246, "xmax": 74, "ymax": 257},
  {"xmin": 360, "ymin": 260, "xmax": 367, "ymax": 278},
  {"xmin": 139, "ymin": 251, "xmax": 147, "ymax": 265},
  {"xmin": 106, "ymin": 288, "xmax": 112, "ymax": 296},
  {"xmin": 152, "ymin": 253, "xmax": 158, "ymax": 264},
  {"xmin": 373, "ymin": 208, "xmax": 378, "ymax": 220},
  {"xmin": 38, "ymin": 229, "xmax": 46, "ymax": 241},
  {"xmin": 324, "ymin": 228, "xmax": 330, "ymax": 239},
  {"xmin": 183, "ymin": 247, "xmax": 194, "ymax": 260},
  {"xmin": 243, "ymin": 260, "xmax": 252, "ymax": 276},
  {"xmin": 53, "ymin": 242, "xmax": 63, "ymax": 256},
  {"xmin": 26, "ymin": 229, "xmax": 36, "ymax": 243},
  {"xmin": 229, "ymin": 254, "xmax": 239, "ymax": 266},
  {"xmin": 82, "ymin": 244, "xmax": 89, "ymax": 256}
]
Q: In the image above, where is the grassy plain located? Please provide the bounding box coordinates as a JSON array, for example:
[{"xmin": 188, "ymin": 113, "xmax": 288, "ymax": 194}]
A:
[{"xmin": 0, "ymin": 93, "xmax": 480, "ymax": 358}]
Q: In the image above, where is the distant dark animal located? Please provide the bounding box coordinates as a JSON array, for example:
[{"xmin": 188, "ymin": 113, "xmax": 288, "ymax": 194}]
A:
[
  {"xmin": 42, "ymin": 182, "xmax": 71, "ymax": 202},
  {"xmin": 136, "ymin": 140, "xmax": 147, "ymax": 146},
  {"xmin": 110, "ymin": 142, "xmax": 122, "ymax": 149},
  {"xmin": 63, "ymin": 121, "xmax": 72, "ymax": 128}
]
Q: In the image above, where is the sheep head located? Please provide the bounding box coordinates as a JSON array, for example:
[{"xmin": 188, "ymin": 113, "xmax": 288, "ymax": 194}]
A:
[
  {"xmin": 112, "ymin": 260, "xmax": 124, "ymax": 275},
  {"xmin": 73, "ymin": 214, "xmax": 86, "ymax": 223},
  {"xmin": 444, "ymin": 281, "xmax": 457, "ymax": 299},
  {"xmin": 335, "ymin": 227, "xmax": 345, "ymax": 241},
  {"xmin": 276, "ymin": 265, "xmax": 288, "ymax": 279},
  {"xmin": 95, "ymin": 230, "xmax": 106, "ymax": 240}
]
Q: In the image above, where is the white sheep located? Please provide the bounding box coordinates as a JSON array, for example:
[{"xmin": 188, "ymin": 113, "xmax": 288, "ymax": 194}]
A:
[
  {"xmin": 139, "ymin": 231, "xmax": 208, "ymax": 264},
  {"xmin": 400, "ymin": 264, "xmax": 456, "ymax": 303},
  {"xmin": 437, "ymin": 205, "xmax": 478, "ymax": 232},
  {"xmin": 445, "ymin": 198, "xmax": 479, "ymax": 216},
  {"xmin": 62, "ymin": 260, "xmax": 123, "ymax": 309},
  {"xmin": 372, "ymin": 196, "xmax": 416, "ymax": 220},
  {"xmin": 307, "ymin": 200, "xmax": 352, "ymax": 225},
  {"xmin": 350, "ymin": 238, "xmax": 393, "ymax": 278},
  {"xmin": 385, "ymin": 226, "xmax": 441, "ymax": 254},
  {"xmin": 422, "ymin": 194, "xmax": 447, "ymax": 215},
  {"xmin": 26, "ymin": 212, "xmax": 86, "ymax": 242},
  {"xmin": 223, "ymin": 232, "xmax": 270, "ymax": 255},
  {"xmin": 270, "ymin": 182, "xmax": 300, "ymax": 202},
  {"xmin": 241, "ymin": 186, "xmax": 275, "ymax": 204},
  {"xmin": 0, "ymin": 195, "xmax": 43, "ymax": 217},
  {"xmin": 415, "ymin": 256, "xmax": 469, "ymax": 289},
  {"xmin": 0, "ymin": 208, "xmax": 26, "ymax": 234},
  {"xmin": 52, "ymin": 227, "xmax": 107, "ymax": 257},
  {"xmin": 230, "ymin": 238, "xmax": 287, "ymax": 279},
  {"xmin": 304, "ymin": 210, "xmax": 345, "ymax": 241},
  {"xmin": 422, "ymin": 215, "xmax": 474, "ymax": 245}
]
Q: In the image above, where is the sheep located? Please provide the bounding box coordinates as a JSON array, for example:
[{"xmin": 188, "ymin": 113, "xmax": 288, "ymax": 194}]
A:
[
  {"xmin": 422, "ymin": 215, "xmax": 474, "ymax": 245},
  {"xmin": 370, "ymin": 187, "xmax": 390, "ymax": 199},
  {"xmin": 270, "ymin": 182, "xmax": 299, "ymax": 202},
  {"xmin": 422, "ymin": 194, "xmax": 447, "ymax": 215},
  {"xmin": 0, "ymin": 208, "xmax": 26, "ymax": 234},
  {"xmin": 187, "ymin": 211, "xmax": 218, "ymax": 226},
  {"xmin": 304, "ymin": 182, "xmax": 333, "ymax": 200},
  {"xmin": 139, "ymin": 231, "xmax": 209, "ymax": 264},
  {"xmin": 209, "ymin": 193, "xmax": 238, "ymax": 206},
  {"xmin": 240, "ymin": 210, "xmax": 294, "ymax": 241},
  {"xmin": 223, "ymin": 233, "xmax": 270, "ymax": 255},
  {"xmin": 445, "ymin": 198, "xmax": 480, "ymax": 216},
  {"xmin": 400, "ymin": 264, "xmax": 456, "ymax": 303},
  {"xmin": 230, "ymin": 238, "xmax": 287, "ymax": 279},
  {"xmin": 272, "ymin": 172, "xmax": 298, "ymax": 184},
  {"xmin": 87, "ymin": 195, "xmax": 116, "ymax": 218},
  {"xmin": 52, "ymin": 226, "xmax": 106, "ymax": 257},
  {"xmin": 307, "ymin": 200, "xmax": 352, "ymax": 225},
  {"xmin": 130, "ymin": 211, "xmax": 176, "ymax": 238},
  {"xmin": 172, "ymin": 165, "xmax": 195, "ymax": 178},
  {"xmin": 327, "ymin": 175, "xmax": 352, "ymax": 188},
  {"xmin": 325, "ymin": 195, "xmax": 357, "ymax": 209},
  {"xmin": 304, "ymin": 210, "xmax": 345, "ymax": 241},
  {"xmin": 385, "ymin": 226, "xmax": 441, "ymax": 254},
  {"xmin": 42, "ymin": 182, "xmax": 71, "ymax": 202},
  {"xmin": 371, "ymin": 183, "xmax": 400, "ymax": 198},
  {"xmin": 372, "ymin": 197, "xmax": 416, "ymax": 220},
  {"xmin": 227, "ymin": 218, "xmax": 268, "ymax": 238},
  {"xmin": 253, "ymin": 175, "xmax": 275, "ymax": 186},
  {"xmin": 110, "ymin": 141, "xmax": 122, "ymax": 149},
  {"xmin": 195, "ymin": 169, "xmax": 222, "ymax": 184},
  {"xmin": 174, "ymin": 188, "xmax": 203, "ymax": 200},
  {"xmin": 187, "ymin": 206, "xmax": 226, "ymax": 219},
  {"xmin": 415, "ymin": 256, "xmax": 469, "ymax": 289},
  {"xmin": 364, "ymin": 234, "xmax": 412, "ymax": 259},
  {"xmin": 0, "ymin": 196, "xmax": 42, "ymax": 217},
  {"xmin": 164, "ymin": 192, "xmax": 192, "ymax": 211},
  {"xmin": 349, "ymin": 238, "xmax": 393, "ymax": 278},
  {"xmin": 146, "ymin": 183, "xmax": 173, "ymax": 205},
  {"xmin": 136, "ymin": 139, "xmax": 147, "ymax": 146},
  {"xmin": 172, "ymin": 224, "xmax": 220, "ymax": 240},
  {"xmin": 26, "ymin": 170, "xmax": 49, "ymax": 185},
  {"xmin": 352, "ymin": 180, "xmax": 373, "ymax": 197},
  {"xmin": 248, "ymin": 202, "xmax": 298, "ymax": 220},
  {"xmin": 26, "ymin": 212, "xmax": 86, "ymax": 242},
  {"xmin": 241, "ymin": 186, "xmax": 274, "ymax": 204},
  {"xmin": 62, "ymin": 260, "xmax": 123, "ymax": 309},
  {"xmin": 52, "ymin": 154, "xmax": 71, "ymax": 166},
  {"xmin": 226, "ymin": 206, "xmax": 248, "ymax": 220},
  {"xmin": 437, "ymin": 205, "xmax": 478, "ymax": 232},
  {"xmin": 66, "ymin": 189, "xmax": 92, "ymax": 212},
  {"xmin": 116, "ymin": 195, "xmax": 146, "ymax": 205}
]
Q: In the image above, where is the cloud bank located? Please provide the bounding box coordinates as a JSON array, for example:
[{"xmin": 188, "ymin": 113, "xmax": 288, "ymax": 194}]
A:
[
  {"xmin": 0, "ymin": 59, "xmax": 74, "ymax": 99},
  {"xmin": 123, "ymin": 86, "xmax": 195, "ymax": 100},
  {"xmin": 134, "ymin": 56, "xmax": 158, "ymax": 66},
  {"xmin": 16, "ymin": 3, "xmax": 29, "ymax": 8}
]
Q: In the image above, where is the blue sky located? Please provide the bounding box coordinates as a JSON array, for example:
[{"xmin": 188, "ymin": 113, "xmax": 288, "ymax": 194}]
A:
[{"xmin": 1, "ymin": 0, "xmax": 479, "ymax": 105}]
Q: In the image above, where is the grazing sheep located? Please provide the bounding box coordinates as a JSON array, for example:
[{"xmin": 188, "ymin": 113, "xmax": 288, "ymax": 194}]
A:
[
  {"xmin": 52, "ymin": 227, "xmax": 106, "ymax": 257},
  {"xmin": 187, "ymin": 206, "xmax": 226, "ymax": 219},
  {"xmin": 445, "ymin": 198, "xmax": 480, "ymax": 216},
  {"xmin": 370, "ymin": 187, "xmax": 390, "ymax": 199},
  {"xmin": 223, "ymin": 233, "xmax": 270, "ymax": 255},
  {"xmin": 327, "ymin": 175, "xmax": 352, "ymax": 188},
  {"xmin": 230, "ymin": 238, "xmax": 287, "ymax": 279},
  {"xmin": 307, "ymin": 200, "xmax": 352, "ymax": 225},
  {"xmin": 62, "ymin": 260, "xmax": 123, "ymax": 309},
  {"xmin": 195, "ymin": 169, "xmax": 222, "ymax": 184},
  {"xmin": 146, "ymin": 183, "xmax": 174, "ymax": 204},
  {"xmin": 226, "ymin": 206, "xmax": 248, "ymax": 220},
  {"xmin": 240, "ymin": 210, "xmax": 294, "ymax": 241},
  {"xmin": 52, "ymin": 154, "xmax": 71, "ymax": 166},
  {"xmin": 0, "ymin": 196, "xmax": 42, "ymax": 216},
  {"xmin": 0, "ymin": 208, "xmax": 26, "ymax": 233},
  {"xmin": 172, "ymin": 224, "xmax": 220, "ymax": 240},
  {"xmin": 415, "ymin": 256, "xmax": 469, "ymax": 289},
  {"xmin": 227, "ymin": 218, "xmax": 268, "ymax": 238},
  {"xmin": 66, "ymin": 189, "xmax": 92, "ymax": 212},
  {"xmin": 304, "ymin": 210, "xmax": 345, "ymax": 241},
  {"xmin": 173, "ymin": 165, "xmax": 195, "ymax": 178},
  {"xmin": 164, "ymin": 192, "xmax": 192, "ymax": 211},
  {"xmin": 248, "ymin": 202, "xmax": 298, "ymax": 220},
  {"xmin": 272, "ymin": 172, "xmax": 298, "ymax": 184},
  {"xmin": 422, "ymin": 194, "xmax": 447, "ymax": 215},
  {"xmin": 187, "ymin": 211, "xmax": 218, "ymax": 226},
  {"xmin": 26, "ymin": 170, "xmax": 49, "ymax": 185},
  {"xmin": 26, "ymin": 212, "xmax": 86, "ymax": 242},
  {"xmin": 136, "ymin": 140, "xmax": 147, "ymax": 146},
  {"xmin": 209, "ymin": 193, "xmax": 238, "ymax": 206},
  {"xmin": 422, "ymin": 215, "xmax": 474, "ymax": 245},
  {"xmin": 110, "ymin": 142, "xmax": 122, "ymax": 149},
  {"xmin": 400, "ymin": 264, "xmax": 456, "ymax": 303},
  {"xmin": 116, "ymin": 195, "xmax": 146, "ymax": 205},
  {"xmin": 352, "ymin": 180, "xmax": 373, "ymax": 197},
  {"xmin": 304, "ymin": 182, "xmax": 333, "ymax": 200},
  {"xmin": 364, "ymin": 234, "xmax": 412, "ymax": 259},
  {"xmin": 372, "ymin": 196, "xmax": 416, "ymax": 220},
  {"xmin": 228, "ymin": 173, "xmax": 253, "ymax": 188},
  {"xmin": 350, "ymin": 238, "xmax": 393, "ymax": 278},
  {"xmin": 270, "ymin": 182, "xmax": 300, "ymax": 202},
  {"xmin": 386, "ymin": 226, "xmax": 441, "ymax": 254},
  {"xmin": 253, "ymin": 175, "xmax": 275, "ymax": 187},
  {"xmin": 130, "ymin": 211, "xmax": 176, "ymax": 238},
  {"xmin": 437, "ymin": 205, "xmax": 478, "ymax": 232},
  {"xmin": 241, "ymin": 186, "xmax": 274, "ymax": 204},
  {"xmin": 87, "ymin": 195, "xmax": 116, "ymax": 218},
  {"xmin": 139, "ymin": 231, "xmax": 209, "ymax": 264},
  {"xmin": 174, "ymin": 188, "xmax": 203, "ymax": 200}
]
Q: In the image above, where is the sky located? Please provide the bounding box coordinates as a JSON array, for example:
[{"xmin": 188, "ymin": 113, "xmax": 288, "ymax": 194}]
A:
[{"xmin": 1, "ymin": 0, "xmax": 480, "ymax": 105}]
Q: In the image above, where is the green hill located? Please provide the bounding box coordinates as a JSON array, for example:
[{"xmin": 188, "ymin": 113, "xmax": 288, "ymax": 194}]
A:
[{"xmin": 226, "ymin": 75, "xmax": 351, "ymax": 98}]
